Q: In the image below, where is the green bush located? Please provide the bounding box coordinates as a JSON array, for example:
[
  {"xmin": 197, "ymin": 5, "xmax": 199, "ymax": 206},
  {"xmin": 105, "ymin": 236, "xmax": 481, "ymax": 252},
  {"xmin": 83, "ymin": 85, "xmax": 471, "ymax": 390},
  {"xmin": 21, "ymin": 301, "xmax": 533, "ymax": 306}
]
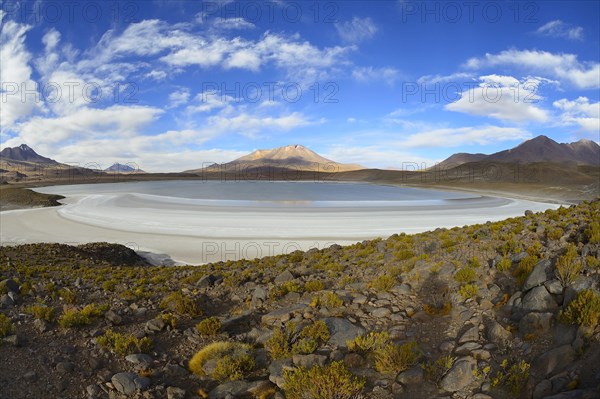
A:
[
  {"xmin": 57, "ymin": 288, "xmax": 78, "ymax": 304},
  {"xmin": 513, "ymin": 255, "xmax": 538, "ymax": 285},
  {"xmin": 304, "ymin": 280, "xmax": 325, "ymax": 292},
  {"xmin": 347, "ymin": 331, "xmax": 389, "ymax": 356},
  {"xmin": 491, "ymin": 359, "xmax": 530, "ymax": 394},
  {"xmin": 196, "ymin": 317, "xmax": 222, "ymax": 336},
  {"xmin": 283, "ymin": 361, "xmax": 365, "ymax": 399},
  {"xmin": 97, "ymin": 329, "xmax": 153, "ymax": 356},
  {"xmin": 423, "ymin": 355, "xmax": 455, "ymax": 383},
  {"xmin": 311, "ymin": 292, "xmax": 344, "ymax": 309},
  {"xmin": 0, "ymin": 313, "xmax": 14, "ymax": 337},
  {"xmin": 369, "ymin": 275, "xmax": 395, "ymax": 291},
  {"xmin": 375, "ymin": 341, "xmax": 421, "ymax": 374},
  {"xmin": 454, "ymin": 268, "xmax": 476, "ymax": 283},
  {"xmin": 459, "ymin": 284, "xmax": 479, "ymax": 299},
  {"xmin": 25, "ymin": 304, "xmax": 55, "ymax": 322},
  {"xmin": 160, "ymin": 291, "xmax": 201, "ymax": 317},
  {"xmin": 58, "ymin": 304, "xmax": 107, "ymax": 328},
  {"xmin": 496, "ymin": 256, "xmax": 512, "ymax": 272},
  {"xmin": 266, "ymin": 321, "xmax": 330, "ymax": 359},
  {"xmin": 560, "ymin": 289, "xmax": 600, "ymax": 328},
  {"xmin": 188, "ymin": 341, "xmax": 254, "ymax": 381},
  {"xmin": 555, "ymin": 244, "xmax": 582, "ymax": 286}
]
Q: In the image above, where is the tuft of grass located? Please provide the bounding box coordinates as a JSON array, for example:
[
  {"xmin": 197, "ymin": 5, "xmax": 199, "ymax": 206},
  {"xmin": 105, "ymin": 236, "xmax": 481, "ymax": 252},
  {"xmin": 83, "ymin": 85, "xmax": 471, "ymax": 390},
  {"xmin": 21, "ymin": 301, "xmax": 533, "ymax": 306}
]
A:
[
  {"xmin": 188, "ymin": 341, "xmax": 254, "ymax": 381},
  {"xmin": 513, "ymin": 255, "xmax": 538, "ymax": 286},
  {"xmin": 459, "ymin": 284, "xmax": 479, "ymax": 300},
  {"xmin": 24, "ymin": 304, "xmax": 55, "ymax": 322},
  {"xmin": 304, "ymin": 280, "xmax": 325, "ymax": 292},
  {"xmin": 369, "ymin": 275, "xmax": 396, "ymax": 292},
  {"xmin": 283, "ymin": 361, "xmax": 365, "ymax": 399},
  {"xmin": 160, "ymin": 291, "xmax": 201, "ymax": 317},
  {"xmin": 58, "ymin": 304, "xmax": 107, "ymax": 328},
  {"xmin": 97, "ymin": 329, "xmax": 153, "ymax": 356},
  {"xmin": 374, "ymin": 341, "xmax": 421, "ymax": 375},
  {"xmin": 311, "ymin": 292, "xmax": 344, "ymax": 309},
  {"xmin": 266, "ymin": 321, "xmax": 330, "ymax": 359},
  {"xmin": 423, "ymin": 355, "xmax": 455, "ymax": 384},
  {"xmin": 196, "ymin": 317, "xmax": 222, "ymax": 337},
  {"xmin": 347, "ymin": 331, "xmax": 389, "ymax": 356},
  {"xmin": 555, "ymin": 244, "xmax": 582, "ymax": 286},
  {"xmin": 559, "ymin": 289, "xmax": 600, "ymax": 328},
  {"xmin": 496, "ymin": 256, "xmax": 512, "ymax": 272},
  {"xmin": 0, "ymin": 313, "xmax": 15, "ymax": 337},
  {"xmin": 57, "ymin": 288, "xmax": 78, "ymax": 304},
  {"xmin": 491, "ymin": 359, "xmax": 530, "ymax": 394},
  {"xmin": 454, "ymin": 267, "xmax": 476, "ymax": 283}
]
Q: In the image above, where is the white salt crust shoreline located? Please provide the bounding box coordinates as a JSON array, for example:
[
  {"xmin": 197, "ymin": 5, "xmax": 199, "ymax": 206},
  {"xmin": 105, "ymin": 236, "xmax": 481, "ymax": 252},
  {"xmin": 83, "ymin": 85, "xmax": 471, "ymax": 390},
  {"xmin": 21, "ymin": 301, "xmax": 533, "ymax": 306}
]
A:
[{"xmin": 0, "ymin": 182, "xmax": 561, "ymax": 264}]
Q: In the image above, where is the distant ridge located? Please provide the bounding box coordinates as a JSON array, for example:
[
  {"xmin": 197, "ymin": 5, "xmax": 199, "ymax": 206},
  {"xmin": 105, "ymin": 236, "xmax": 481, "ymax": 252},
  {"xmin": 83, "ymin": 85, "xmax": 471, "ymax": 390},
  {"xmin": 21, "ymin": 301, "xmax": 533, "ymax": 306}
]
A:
[
  {"xmin": 437, "ymin": 135, "xmax": 600, "ymax": 168},
  {"xmin": 104, "ymin": 163, "xmax": 145, "ymax": 174},
  {"xmin": 0, "ymin": 144, "xmax": 57, "ymax": 164},
  {"xmin": 185, "ymin": 144, "xmax": 364, "ymax": 173}
]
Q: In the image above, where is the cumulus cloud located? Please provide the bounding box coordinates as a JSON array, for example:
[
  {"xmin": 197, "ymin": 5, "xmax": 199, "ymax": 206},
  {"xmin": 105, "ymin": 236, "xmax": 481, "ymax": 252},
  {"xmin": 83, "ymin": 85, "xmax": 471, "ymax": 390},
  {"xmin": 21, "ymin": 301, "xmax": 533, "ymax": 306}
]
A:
[
  {"xmin": 553, "ymin": 97, "xmax": 600, "ymax": 132},
  {"xmin": 335, "ymin": 17, "xmax": 378, "ymax": 42},
  {"xmin": 167, "ymin": 88, "xmax": 191, "ymax": 109},
  {"xmin": 352, "ymin": 66, "xmax": 400, "ymax": 85},
  {"xmin": 464, "ymin": 49, "xmax": 600, "ymax": 89},
  {"xmin": 0, "ymin": 17, "xmax": 41, "ymax": 128},
  {"xmin": 400, "ymin": 126, "xmax": 531, "ymax": 148},
  {"xmin": 445, "ymin": 75, "xmax": 552, "ymax": 123},
  {"xmin": 536, "ymin": 20, "xmax": 583, "ymax": 40}
]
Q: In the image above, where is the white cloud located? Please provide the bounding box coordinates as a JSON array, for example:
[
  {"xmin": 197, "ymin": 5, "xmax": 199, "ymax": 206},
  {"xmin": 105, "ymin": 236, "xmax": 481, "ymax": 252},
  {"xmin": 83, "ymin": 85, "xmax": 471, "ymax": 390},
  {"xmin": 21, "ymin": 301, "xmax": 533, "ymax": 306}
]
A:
[
  {"xmin": 5, "ymin": 105, "xmax": 164, "ymax": 148},
  {"xmin": 325, "ymin": 146, "xmax": 437, "ymax": 168},
  {"xmin": 335, "ymin": 17, "xmax": 378, "ymax": 42},
  {"xmin": 42, "ymin": 29, "xmax": 61, "ymax": 51},
  {"xmin": 352, "ymin": 66, "xmax": 399, "ymax": 85},
  {"xmin": 536, "ymin": 20, "xmax": 583, "ymax": 40},
  {"xmin": 446, "ymin": 75, "xmax": 551, "ymax": 123},
  {"xmin": 553, "ymin": 97, "xmax": 600, "ymax": 132},
  {"xmin": 417, "ymin": 72, "xmax": 474, "ymax": 85},
  {"xmin": 400, "ymin": 126, "xmax": 531, "ymax": 148},
  {"xmin": 212, "ymin": 17, "xmax": 255, "ymax": 30},
  {"xmin": 465, "ymin": 49, "xmax": 600, "ymax": 89},
  {"xmin": 167, "ymin": 88, "xmax": 191, "ymax": 109},
  {"xmin": 0, "ymin": 17, "xmax": 41, "ymax": 128}
]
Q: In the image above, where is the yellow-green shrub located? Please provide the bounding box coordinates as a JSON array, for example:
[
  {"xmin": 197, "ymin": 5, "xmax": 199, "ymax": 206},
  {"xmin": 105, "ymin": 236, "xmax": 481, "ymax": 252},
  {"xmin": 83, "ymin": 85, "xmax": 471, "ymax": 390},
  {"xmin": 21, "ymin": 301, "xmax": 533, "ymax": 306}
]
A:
[
  {"xmin": 160, "ymin": 291, "xmax": 201, "ymax": 317},
  {"xmin": 555, "ymin": 244, "xmax": 582, "ymax": 286},
  {"xmin": 25, "ymin": 304, "xmax": 55, "ymax": 322},
  {"xmin": 283, "ymin": 361, "xmax": 365, "ymax": 399},
  {"xmin": 58, "ymin": 304, "xmax": 107, "ymax": 328},
  {"xmin": 454, "ymin": 268, "xmax": 476, "ymax": 283},
  {"xmin": 188, "ymin": 341, "xmax": 254, "ymax": 381},
  {"xmin": 513, "ymin": 255, "xmax": 538, "ymax": 285},
  {"xmin": 375, "ymin": 341, "xmax": 421, "ymax": 374},
  {"xmin": 196, "ymin": 317, "xmax": 222, "ymax": 336},
  {"xmin": 491, "ymin": 359, "xmax": 530, "ymax": 394},
  {"xmin": 347, "ymin": 331, "xmax": 389, "ymax": 356},
  {"xmin": 310, "ymin": 292, "xmax": 343, "ymax": 309},
  {"xmin": 0, "ymin": 313, "xmax": 14, "ymax": 337},
  {"xmin": 369, "ymin": 275, "xmax": 395, "ymax": 291},
  {"xmin": 304, "ymin": 280, "xmax": 325, "ymax": 292},
  {"xmin": 459, "ymin": 284, "xmax": 479, "ymax": 299},
  {"xmin": 560, "ymin": 289, "xmax": 600, "ymax": 328},
  {"xmin": 97, "ymin": 329, "xmax": 153, "ymax": 356},
  {"xmin": 496, "ymin": 256, "xmax": 512, "ymax": 272}
]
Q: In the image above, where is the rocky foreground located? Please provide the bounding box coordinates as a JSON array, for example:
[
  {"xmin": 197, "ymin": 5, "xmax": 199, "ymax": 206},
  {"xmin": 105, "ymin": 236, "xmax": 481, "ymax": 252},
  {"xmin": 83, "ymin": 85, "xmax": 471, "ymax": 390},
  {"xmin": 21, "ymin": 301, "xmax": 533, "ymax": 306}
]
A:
[{"xmin": 1, "ymin": 200, "xmax": 599, "ymax": 399}]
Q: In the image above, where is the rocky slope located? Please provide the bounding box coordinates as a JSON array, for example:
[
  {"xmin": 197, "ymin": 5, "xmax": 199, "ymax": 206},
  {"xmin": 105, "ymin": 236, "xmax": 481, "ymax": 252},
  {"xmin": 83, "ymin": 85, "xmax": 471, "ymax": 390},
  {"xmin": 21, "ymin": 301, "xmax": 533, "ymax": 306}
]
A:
[{"xmin": 1, "ymin": 200, "xmax": 599, "ymax": 399}]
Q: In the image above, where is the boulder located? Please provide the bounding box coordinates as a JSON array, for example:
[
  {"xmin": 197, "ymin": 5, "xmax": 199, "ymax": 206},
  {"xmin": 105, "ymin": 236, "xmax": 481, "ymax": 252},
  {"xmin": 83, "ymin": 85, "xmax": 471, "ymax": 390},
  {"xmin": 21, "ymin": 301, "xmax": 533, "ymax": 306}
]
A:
[
  {"xmin": 440, "ymin": 357, "xmax": 476, "ymax": 392},
  {"xmin": 521, "ymin": 286, "xmax": 558, "ymax": 313},
  {"xmin": 534, "ymin": 345, "xmax": 575, "ymax": 377},
  {"xmin": 522, "ymin": 259, "xmax": 552, "ymax": 291},
  {"xmin": 324, "ymin": 317, "xmax": 365, "ymax": 348}
]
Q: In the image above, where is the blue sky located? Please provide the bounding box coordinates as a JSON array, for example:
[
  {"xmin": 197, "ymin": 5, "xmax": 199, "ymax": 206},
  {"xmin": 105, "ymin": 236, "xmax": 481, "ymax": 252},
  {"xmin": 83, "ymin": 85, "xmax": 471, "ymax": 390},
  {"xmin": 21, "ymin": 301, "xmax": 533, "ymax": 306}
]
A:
[{"xmin": 1, "ymin": 0, "xmax": 598, "ymax": 171}]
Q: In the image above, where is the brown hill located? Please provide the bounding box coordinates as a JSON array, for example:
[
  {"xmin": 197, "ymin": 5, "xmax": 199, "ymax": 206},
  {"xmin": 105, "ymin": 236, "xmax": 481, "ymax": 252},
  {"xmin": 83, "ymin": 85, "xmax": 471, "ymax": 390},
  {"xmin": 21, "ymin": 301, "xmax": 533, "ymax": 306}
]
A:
[{"xmin": 185, "ymin": 144, "xmax": 364, "ymax": 173}]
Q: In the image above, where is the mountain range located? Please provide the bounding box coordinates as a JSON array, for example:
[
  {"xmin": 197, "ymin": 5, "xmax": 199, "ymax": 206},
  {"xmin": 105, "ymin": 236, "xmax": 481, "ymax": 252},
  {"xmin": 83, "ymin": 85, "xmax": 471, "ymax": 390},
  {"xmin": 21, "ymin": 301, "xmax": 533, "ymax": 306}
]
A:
[
  {"xmin": 0, "ymin": 144, "xmax": 57, "ymax": 164},
  {"xmin": 436, "ymin": 136, "xmax": 599, "ymax": 169}
]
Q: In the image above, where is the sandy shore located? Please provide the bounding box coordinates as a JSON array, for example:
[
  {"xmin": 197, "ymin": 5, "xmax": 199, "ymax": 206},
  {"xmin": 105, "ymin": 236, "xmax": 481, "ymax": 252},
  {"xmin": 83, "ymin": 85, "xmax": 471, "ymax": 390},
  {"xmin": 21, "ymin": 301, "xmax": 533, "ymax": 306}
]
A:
[{"xmin": 0, "ymin": 182, "xmax": 561, "ymax": 264}]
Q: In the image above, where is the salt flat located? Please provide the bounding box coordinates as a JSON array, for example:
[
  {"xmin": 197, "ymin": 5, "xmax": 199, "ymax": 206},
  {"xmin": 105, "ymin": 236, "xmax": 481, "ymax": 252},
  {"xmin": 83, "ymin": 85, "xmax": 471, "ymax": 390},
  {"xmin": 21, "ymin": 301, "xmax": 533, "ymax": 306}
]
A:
[{"xmin": 0, "ymin": 181, "xmax": 560, "ymax": 264}]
